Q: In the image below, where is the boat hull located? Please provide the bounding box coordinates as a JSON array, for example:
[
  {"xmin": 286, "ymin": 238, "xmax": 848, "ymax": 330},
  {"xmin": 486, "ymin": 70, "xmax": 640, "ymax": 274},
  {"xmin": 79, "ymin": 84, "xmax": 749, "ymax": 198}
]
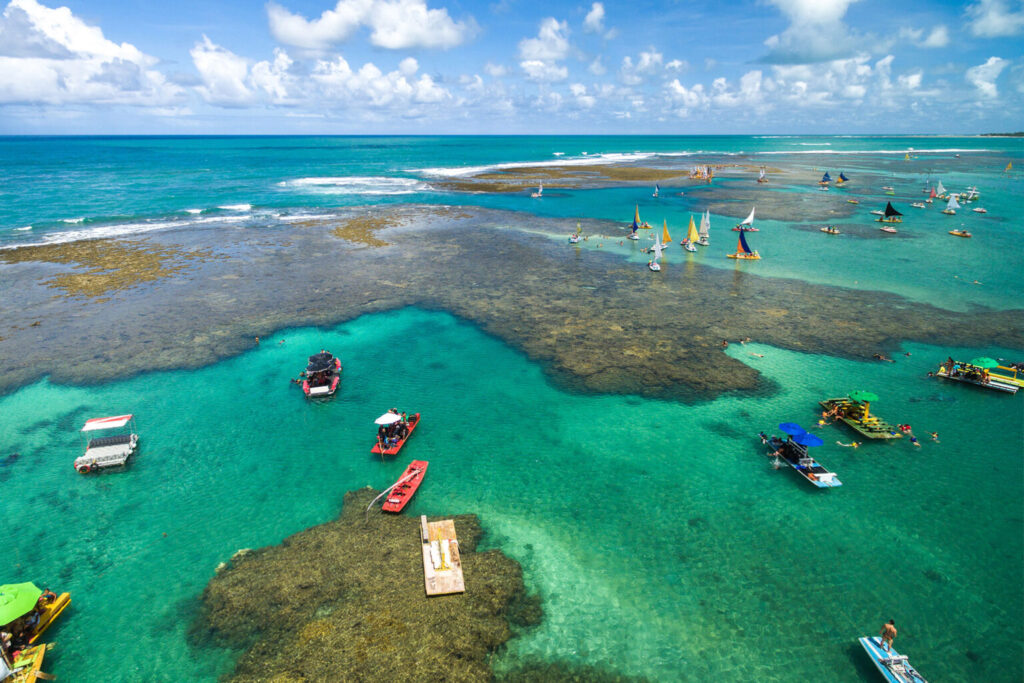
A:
[
  {"xmin": 27, "ymin": 592, "xmax": 71, "ymax": 644},
  {"xmin": 936, "ymin": 367, "xmax": 1018, "ymax": 394},
  {"xmin": 372, "ymin": 413, "xmax": 421, "ymax": 455},
  {"xmin": 382, "ymin": 460, "xmax": 428, "ymax": 512},
  {"xmin": 727, "ymin": 253, "xmax": 761, "ymax": 260},
  {"xmin": 858, "ymin": 636, "xmax": 928, "ymax": 683}
]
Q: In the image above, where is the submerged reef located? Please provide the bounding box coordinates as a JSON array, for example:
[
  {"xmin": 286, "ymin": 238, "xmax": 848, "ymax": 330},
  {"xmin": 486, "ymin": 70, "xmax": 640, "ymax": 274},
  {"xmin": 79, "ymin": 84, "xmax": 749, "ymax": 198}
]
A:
[
  {"xmin": 192, "ymin": 488, "xmax": 538, "ymax": 682},
  {"xmin": 0, "ymin": 203, "xmax": 1022, "ymax": 399}
]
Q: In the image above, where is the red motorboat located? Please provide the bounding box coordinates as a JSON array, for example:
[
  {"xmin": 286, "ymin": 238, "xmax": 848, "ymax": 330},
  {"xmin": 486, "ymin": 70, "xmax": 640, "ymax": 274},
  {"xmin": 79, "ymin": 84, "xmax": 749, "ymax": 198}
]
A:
[
  {"xmin": 382, "ymin": 460, "xmax": 428, "ymax": 512},
  {"xmin": 371, "ymin": 412, "xmax": 421, "ymax": 455},
  {"xmin": 301, "ymin": 351, "xmax": 342, "ymax": 398}
]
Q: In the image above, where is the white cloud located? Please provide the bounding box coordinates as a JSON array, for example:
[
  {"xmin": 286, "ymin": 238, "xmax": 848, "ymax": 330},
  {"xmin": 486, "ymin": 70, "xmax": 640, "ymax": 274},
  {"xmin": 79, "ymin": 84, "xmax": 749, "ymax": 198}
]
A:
[
  {"xmin": 267, "ymin": 0, "xmax": 473, "ymax": 51},
  {"xmin": 191, "ymin": 35, "xmax": 255, "ymax": 106},
  {"xmin": 665, "ymin": 78, "xmax": 708, "ymax": 116},
  {"xmin": 762, "ymin": 0, "xmax": 860, "ymax": 64},
  {"xmin": 588, "ymin": 56, "xmax": 606, "ymax": 75},
  {"xmin": 583, "ymin": 2, "xmax": 604, "ymax": 33},
  {"xmin": 966, "ymin": 0, "xmax": 1024, "ymax": 37},
  {"xmin": 899, "ymin": 25, "xmax": 949, "ymax": 48},
  {"xmin": 666, "ymin": 59, "xmax": 688, "ymax": 71},
  {"xmin": 569, "ymin": 82, "xmax": 595, "ymax": 107},
  {"xmin": 313, "ymin": 54, "xmax": 449, "ymax": 105},
  {"xmin": 518, "ymin": 17, "xmax": 570, "ymax": 81},
  {"xmin": 520, "ymin": 59, "xmax": 568, "ymax": 81},
  {"xmin": 620, "ymin": 49, "xmax": 662, "ymax": 85},
  {"xmin": 484, "ymin": 62, "xmax": 507, "ymax": 77},
  {"xmin": 966, "ymin": 56, "xmax": 1009, "ymax": 97},
  {"xmin": 0, "ymin": 0, "xmax": 182, "ymax": 106}
]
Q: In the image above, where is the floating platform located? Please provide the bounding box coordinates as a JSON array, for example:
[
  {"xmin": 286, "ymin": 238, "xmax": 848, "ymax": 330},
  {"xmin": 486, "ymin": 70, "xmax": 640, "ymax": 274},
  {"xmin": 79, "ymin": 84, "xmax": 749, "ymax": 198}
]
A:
[
  {"xmin": 859, "ymin": 635, "xmax": 928, "ymax": 682},
  {"xmin": 820, "ymin": 398, "xmax": 902, "ymax": 439},
  {"xmin": 936, "ymin": 367, "xmax": 1018, "ymax": 394},
  {"xmin": 420, "ymin": 516, "xmax": 465, "ymax": 596},
  {"xmin": 8, "ymin": 643, "xmax": 53, "ymax": 683}
]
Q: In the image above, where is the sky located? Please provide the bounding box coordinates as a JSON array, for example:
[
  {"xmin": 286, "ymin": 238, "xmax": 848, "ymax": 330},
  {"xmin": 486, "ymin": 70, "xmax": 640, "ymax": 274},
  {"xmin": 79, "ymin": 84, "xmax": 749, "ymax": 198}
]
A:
[{"xmin": 0, "ymin": 0, "xmax": 1022, "ymax": 134}]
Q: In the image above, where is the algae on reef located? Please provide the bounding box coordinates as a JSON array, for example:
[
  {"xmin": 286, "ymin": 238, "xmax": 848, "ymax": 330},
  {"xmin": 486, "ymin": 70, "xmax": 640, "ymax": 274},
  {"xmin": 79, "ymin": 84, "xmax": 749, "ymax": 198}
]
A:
[{"xmin": 193, "ymin": 488, "xmax": 539, "ymax": 682}]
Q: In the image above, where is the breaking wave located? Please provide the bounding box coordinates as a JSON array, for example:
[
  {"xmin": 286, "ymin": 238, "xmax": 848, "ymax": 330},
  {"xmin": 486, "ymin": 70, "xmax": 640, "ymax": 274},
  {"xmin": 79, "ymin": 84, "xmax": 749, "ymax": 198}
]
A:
[{"xmin": 283, "ymin": 176, "xmax": 430, "ymax": 195}]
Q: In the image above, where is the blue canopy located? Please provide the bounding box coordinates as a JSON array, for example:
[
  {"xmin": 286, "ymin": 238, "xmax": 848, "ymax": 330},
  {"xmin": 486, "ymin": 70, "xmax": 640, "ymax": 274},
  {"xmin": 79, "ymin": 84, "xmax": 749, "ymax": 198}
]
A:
[
  {"xmin": 793, "ymin": 432, "xmax": 824, "ymax": 447},
  {"xmin": 778, "ymin": 422, "xmax": 806, "ymax": 435}
]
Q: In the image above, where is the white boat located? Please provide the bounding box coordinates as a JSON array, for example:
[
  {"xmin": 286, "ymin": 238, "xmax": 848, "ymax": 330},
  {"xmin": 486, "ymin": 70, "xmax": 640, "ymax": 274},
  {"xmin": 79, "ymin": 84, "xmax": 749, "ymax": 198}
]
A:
[
  {"xmin": 880, "ymin": 226, "xmax": 898, "ymax": 233},
  {"xmin": 972, "ymin": 207, "xmax": 987, "ymax": 214},
  {"xmin": 859, "ymin": 636, "xmax": 928, "ymax": 683},
  {"xmin": 941, "ymin": 195, "xmax": 959, "ymax": 215},
  {"xmin": 964, "ymin": 186, "xmax": 979, "ymax": 201},
  {"xmin": 697, "ymin": 210, "xmax": 710, "ymax": 246},
  {"xmin": 911, "ymin": 202, "xmax": 926, "ymax": 209},
  {"xmin": 818, "ymin": 185, "xmax": 830, "ymax": 191},
  {"xmin": 569, "ymin": 220, "xmax": 583, "ymax": 243},
  {"xmin": 530, "ymin": 182, "xmax": 543, "ymax": 198},
  {"xmin": 652, "ymin": 183, "xmax": 660, "ymax": 198},
  {"xmin": 74, "ymin": 415, "xmax": 139, "ymax": 473},
  {"xmin": 870, "ymin": 210, "xmax": 886, "ymax": 216}
]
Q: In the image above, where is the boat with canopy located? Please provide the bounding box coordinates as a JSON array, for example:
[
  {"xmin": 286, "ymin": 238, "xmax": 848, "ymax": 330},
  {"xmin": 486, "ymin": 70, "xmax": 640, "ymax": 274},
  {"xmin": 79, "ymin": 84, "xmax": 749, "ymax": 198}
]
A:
[
  {"xmin": 941, "ymin": 195, "xmax": 959, "ymax": 215},
  {"xmin": 819, "ymin": 392, "xmax": 902, "ymax": 439},
  {"xmin": 764, "ymin": 424, "xmax": 841, "ymax": 488},
  {"xmin": 859, "ymin": 636, "xmax": 928, "ymax": 683},
  {"xmin": 697, "ymin": 210, "xmax": 710, "ymax": 246},
  {"xmin": 681, "ymin": 217, "xmax": 697, "ymax": 252},
  {"xmin": 727, "ymin": 230, "xmax": 760, "ymax": 260},
  {"xmin": 301, "ymin": 350, "xmax": 342, "ymax": 398},
  {"xmin": 875, "ymin": 202, "xmax": 903, "ymax": 224},
  {"xmin": 372, "ymin": 411, "xmax": 422, "ymax": 455},
  {"xmin": 74, "ymin": 414, "xmax": 139, "ymax": 473},
  {"xmin": 936, "ymin": 358, "xmax": 1018, "ymax": 394},
  {"xmin": 733, "ymin": 206, "xmax": 758, "ymax": 231},
  {"xmin": 0, "ymin": 582, "xmax": 71, "ymax": 648}
]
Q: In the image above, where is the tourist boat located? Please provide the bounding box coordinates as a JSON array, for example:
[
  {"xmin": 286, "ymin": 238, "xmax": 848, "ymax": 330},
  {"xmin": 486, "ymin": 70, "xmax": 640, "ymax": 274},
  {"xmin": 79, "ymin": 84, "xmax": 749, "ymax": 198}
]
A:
[
  {"xmin": 627, "ymin": 225, "xmax": 640, "ymax": 240},
  {"xmin": 5, "ymin": 643, "xmax": 54, "ymax": 683},
  {"xmin": 681, "ymin": 216, "xmax": 697, "ymax": 252},
  {"xmin": 697, "ymin": 210, "xmax": 710, "ymax": 246},
  {"xmin": 0, "ymin": 583, "xmax": 71, "ymax": 646},
  {"xmin": 652, "ymin": 183, "xmax": 660, "ymax": 198},
  {"xmin": 859, "ymin": 636, "xmax": 928, "ymax": 683},
  {"xmin": 818, "ymin": 185, "xmax": 830, "ymax": 191},
  {"xmin": 381, "ymin": 460, "xmax": 429, "ymax": 513},
  {"xmin": 27, "ymin": 591, "xmax": 71, "ymax": 645},
  {"xmin": 819, "ymin": 394, "xmax": 902, "ymax": 439},
  {"xmin": 941, "ymin": 195, "xmax": 959, "ymax": 215},
  {"xmin": 727, "ymin": 230, "xmax": 760, "ymax": 260},
  {"xmin": 733, "ymin": 206, "xmax": 759, "ymax": 231},
  {"xmin": 911, "ymin": 202, "xmax": 926, "ymax": 209},
  {"xmin": 879, "ymin": 225, "xmax": 898, "ymax": 233},
  {"xmin": 948, "ymin": 229, "xmax": 972, "ymax": 238},
  {"xmin": 372, "ymin": 412, "xmax": 421, "ymax": 455},
  {"xmin": 818, "ymin": 171, "xmax": 831, "ymax": 186},
  {"xmin": 963, "ymin": 186, "xmax": 979, "ymax": 202},
  {"xmin": 74, "ymin": 414, "xmax": 139, "ymax": 473},
  {"xmin": 837, "ymin": 171, "xmax": 850, "ymax": 185},
  {"xmin": 757, "ymin": 167, "xmax": 768, "ymax": 183},
  {"xmin": 936, "ymin": 361, "xmax": 1018, "ymax": 394},
  {"xmin": 881, "ymin": 185, "xmax": 894, "ymax": 191},
  {"xmin": 820, "ymin": 225, "xmax": 840, "ymax": 234},
  {"xmin": 764, "ymin": 431, "xmax": 841, "ymax": 488},
  {"xmin": 875, "ymin": 202, "xmax": 903, "ymax": 223},
  {"xmin": 630, "ymin": 203, "xmax": 651, "ymax": 230},
  {"xmin": 988, "ymin": 363, "xmax": 1024, "ymax": 388},
  {"xmin": 302, "ymin": 350, "xmax": 342, "ymax": 397},
  {"xmin": 530, "ymin": 182, "xmax": 542, "ymax": 198},
  {"xmin": 972, "ymin": 206, "xmax": 986, "ymax": 214}
]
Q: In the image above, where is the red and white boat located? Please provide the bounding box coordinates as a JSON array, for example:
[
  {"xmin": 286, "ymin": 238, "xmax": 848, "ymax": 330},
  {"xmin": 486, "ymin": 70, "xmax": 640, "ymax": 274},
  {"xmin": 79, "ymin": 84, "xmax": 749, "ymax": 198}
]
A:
[
  {"xmin": 301, "ymin": 350, "xmax": 342, "ymax": 397},
  {"xmin": 372, "ymin": 412, "xmax": 421, "ymax": 455},
  {"xmin": 382, "ymin": 460, "xmax": 428, "ymax": 512},
  {"xmin": 74, "ymin": 414, "xmax": 138, "ymax": 473}
]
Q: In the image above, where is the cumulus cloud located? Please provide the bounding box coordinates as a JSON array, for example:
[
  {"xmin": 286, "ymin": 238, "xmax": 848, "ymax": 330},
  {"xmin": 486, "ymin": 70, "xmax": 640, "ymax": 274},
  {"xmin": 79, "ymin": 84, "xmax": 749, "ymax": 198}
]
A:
[
  {"xmin": 569, "ymin": 82, "xmax": 595, "ymax": 108},
  {"xmin": 665, "ymin": 59, "xmax": 688, "ymax": 71},
  {"xmin": 0, "ymin": 0, "xmax": 182, "ymax": 105},
  {"xmin": 899, "ymin": 25, "xmax": 949, "ymax": 48},
  {"xmin": 313, "ymin": 54, "xmax": 449, "ymax": 105},
  {"xmin": 966, "ymin": 56, "xmax": 1009, "ymax": 97},
  {"xmin": 484, "ymin": 62, "xmax": 506, "ymax": 77},
  {"xmin": 665, "ymin": 79, "xmax": 708, "ymax": 116},
  {"xmin": 191, "ymin": 36, "xmax": 254, "ymax": 106},
  {"xmin": 588, "ymin": 56, "xmax": 606, "ymax": 75},
  {"xmin": 267, "ymin": 0, "xmax": 473, "ymax": 51},
  {"xmin": 620, "ymin": 49, "xmax": 662, "ymax": 85},
  {"xmin": 583, "ymin": 2, "xmax": 604, "ymax": 33},
  {"xmin": 518, "ymin": 17, "xmax": 569, "ymax": 81},
  {"xmin": 761, "ymin": 0, "xmax": 861, "ymax": 64},
  {"xmin": 966, "ymin": 0, "xmax": 1024, "ymax": 37}
]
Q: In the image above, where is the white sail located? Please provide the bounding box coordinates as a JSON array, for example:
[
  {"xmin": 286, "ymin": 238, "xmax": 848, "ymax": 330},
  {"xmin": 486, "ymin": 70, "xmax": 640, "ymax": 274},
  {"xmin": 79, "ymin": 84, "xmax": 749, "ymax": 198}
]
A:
[
  {"xmin": 936, "ymin": 180, "xmax": 946, "ymax": 195},
  {"xmin": 947, "ymin": 195, "xmax": 960, "ymax": 210},
  {"xmin": 740, "ymin": 206, "xmax": 755, "ymax": 226},
  {"xmin": 699, "ymin": 210, "xmax": 710, "ymax": 239},
  {"xmin": 758, "ymin": 167, "xmax": 765, "ymax": 180},
  {"xmin": 651, "ymin": 235, "xmax": 664, "ymax": 262}
]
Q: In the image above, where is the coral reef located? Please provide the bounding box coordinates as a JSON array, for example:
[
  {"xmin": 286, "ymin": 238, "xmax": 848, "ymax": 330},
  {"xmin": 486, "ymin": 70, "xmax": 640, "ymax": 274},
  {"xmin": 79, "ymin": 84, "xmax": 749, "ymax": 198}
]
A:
[{"xmin": 192, "ymin": 488, "xmax": 537, "ymax": 682}]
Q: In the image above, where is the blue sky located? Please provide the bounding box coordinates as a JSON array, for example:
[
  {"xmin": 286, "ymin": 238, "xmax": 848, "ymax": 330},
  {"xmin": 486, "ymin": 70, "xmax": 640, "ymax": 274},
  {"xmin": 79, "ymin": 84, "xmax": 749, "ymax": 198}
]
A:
[{"xmin": 0, "ymin": 0, "xmax": 1021, "ymax": 134}]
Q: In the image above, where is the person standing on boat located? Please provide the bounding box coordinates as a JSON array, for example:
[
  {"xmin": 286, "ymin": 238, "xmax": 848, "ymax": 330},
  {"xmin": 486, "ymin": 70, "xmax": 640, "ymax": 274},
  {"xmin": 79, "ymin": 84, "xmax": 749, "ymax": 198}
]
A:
[{"xmin": 880, "ymin": 620, "xmax": 897, "ymax": 653}]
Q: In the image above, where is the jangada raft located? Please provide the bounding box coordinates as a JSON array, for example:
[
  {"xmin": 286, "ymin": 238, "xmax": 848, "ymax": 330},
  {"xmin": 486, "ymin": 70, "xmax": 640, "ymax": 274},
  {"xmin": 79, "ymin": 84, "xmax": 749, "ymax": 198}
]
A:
[
  {"xmin": 302, "ymin": 350, "xmax": 342, "ymax": 398},
  {"xmin": 382, "ymin": 460, "xmax": 428, "ymax": 513},
  {"xmin": 875, "ymin": 202, "xmax": 903, "ymax": 224},
  {"xmin": 858, "ymin": 636, "xmax": 928, "ymax": 683},
  {"xmin": 765, "ymin": 425, "xmax": 841, "ymax": 488},
  {"xmin": 74, "ymin": 414, "xmax": 138, "ymax": 473}
]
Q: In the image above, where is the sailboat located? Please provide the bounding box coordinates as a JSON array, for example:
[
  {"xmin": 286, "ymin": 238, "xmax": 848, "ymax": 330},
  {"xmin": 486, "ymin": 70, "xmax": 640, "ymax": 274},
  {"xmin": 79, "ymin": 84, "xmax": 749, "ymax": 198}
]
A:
[
  {"xmin": 662, "ymin": 218, "xmax": 672, "ymax": 245},
  {"xmin": 949, "ymin": 227, "xmax": 972, "ymax": 238},
  {"xmin": 733, "ymin": 206, "xmax": 758, "ymax": 231},
  {"xmin": 531, "ymin": 182, "xmax": 543, "ymax": 198},
  {"xmin": 941, "ymin": 195, "xmax": 960, "ymax": 215},
  {"xmin": 935, "ymin": 180, "xmax": 948, "ymax": 199},
  {"xmin": 926, "ymin": 186, "xmax": 936, "ymax": 204},
  {"xmin": 757, "ymin": 167, "xmax": 768, "ymax": 183},
  {"xmin": 631, "ymin": 203, "xmax": 651, "ymax": 230},
  {"xmin": 569, "ymin": 220, "xmax": 583, "ymax": 243},
  {"xmin": 818, "ymin": 171, "xmax": 831, "ymax": 186},
  {"xmin": 837, "ymin": 172, "xmax": 849, "ymax": 185},
  {"xmin": 653, "ymin": 183, "xmax": 660, "ymax": 198},
  {"xmin": 904, "ymin": 152, "xmax": 910, "ymax": 161},
  {"xmin": 1006, "ymin": 162, "xmax": 1013, "ymax": 173},
  {"xmin": 875, "ymin": 202, "xmax": 903, "ymax": 224},
  {"xmin": 697, "ymin": 210, "xmax": 710, "ymax": 246},
  {"xmin": 648, "ymin": 234, "xmax": 664, "ymax": 271},
  {"xmin": 727, "ymin": 230, "xmax": 760, "ymax": 260},
  {"xmin": 681, "ymin": 216, "xmax": 698, "ymax": 252}
]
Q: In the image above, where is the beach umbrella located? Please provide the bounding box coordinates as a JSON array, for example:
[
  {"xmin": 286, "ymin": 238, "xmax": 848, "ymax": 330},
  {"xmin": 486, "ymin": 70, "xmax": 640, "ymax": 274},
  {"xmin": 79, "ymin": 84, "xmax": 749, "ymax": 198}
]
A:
[
  {"xmin": 778, "ymin": 422, "xmax": 806, "ymax": 436},
  {"xmin": 0, "ymin": 582, "xmax": 42, "ymax": 625},
  {"xmin": 374, "ymin": 412, "xmax": 401, "ymax": 425},
  {"xmin": 793, "ymin": 432, "xmax": 824, "ymax": 448},
  {"xmin": 969, "ymin": 357, "xmax": 999, "ymax": 369}
]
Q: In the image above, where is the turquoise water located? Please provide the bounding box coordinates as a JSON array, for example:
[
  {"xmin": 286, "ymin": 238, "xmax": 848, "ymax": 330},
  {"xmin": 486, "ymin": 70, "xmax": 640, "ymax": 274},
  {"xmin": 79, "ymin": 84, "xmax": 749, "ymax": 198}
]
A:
[{"xmin": 1, "ymin": 309, "xmax": 1021, "ymax": 681}]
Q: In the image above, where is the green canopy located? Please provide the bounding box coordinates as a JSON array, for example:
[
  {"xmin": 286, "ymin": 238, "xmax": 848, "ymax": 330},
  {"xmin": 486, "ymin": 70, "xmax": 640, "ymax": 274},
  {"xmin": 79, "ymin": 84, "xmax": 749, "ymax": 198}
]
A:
[
  {"xmin": 969, "ymin": 357, "xmax": 999, "ymax": 369},
  {"xmin": 0, "ymin": 582, "xmax": 42, "ymax": 625},
  {"xmin": 848, "ymin": 390, "xmax": 879, "ymax": 403}
]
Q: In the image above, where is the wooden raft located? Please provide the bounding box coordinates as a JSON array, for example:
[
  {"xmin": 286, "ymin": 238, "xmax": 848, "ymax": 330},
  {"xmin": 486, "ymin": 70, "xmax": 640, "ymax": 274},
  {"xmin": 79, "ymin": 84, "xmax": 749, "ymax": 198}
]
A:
[{"xmin": 420, "ymin": 515, "xmax": 465, "ymax": 596}]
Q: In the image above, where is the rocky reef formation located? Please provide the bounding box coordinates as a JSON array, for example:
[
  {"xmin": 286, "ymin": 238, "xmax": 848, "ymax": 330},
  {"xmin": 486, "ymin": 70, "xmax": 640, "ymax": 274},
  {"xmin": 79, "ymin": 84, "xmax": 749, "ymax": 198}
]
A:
[{"xmin": 192, "ymin": 488, "xmax": 540, "ymax": 682}]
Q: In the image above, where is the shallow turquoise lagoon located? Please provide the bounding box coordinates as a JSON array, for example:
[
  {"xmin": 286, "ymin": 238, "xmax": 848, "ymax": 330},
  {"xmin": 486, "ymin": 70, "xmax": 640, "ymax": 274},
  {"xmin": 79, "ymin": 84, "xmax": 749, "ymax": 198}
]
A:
[{"xmin": 1, "ymin": 308, "xmax": 1020, "ymax": 681}]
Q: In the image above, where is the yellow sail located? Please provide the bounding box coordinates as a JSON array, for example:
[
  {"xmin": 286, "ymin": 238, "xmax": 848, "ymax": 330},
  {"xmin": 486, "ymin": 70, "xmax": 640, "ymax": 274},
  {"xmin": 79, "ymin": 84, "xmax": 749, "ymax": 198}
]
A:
[
  {"xmin": 662, "ymin": 219, "xmax": 671, "ymax": 244},
  {"xmin": 904, "ymin": 153, "xmax": 910, "ymax": 160},
  {"xmin": 686, "ymin": 215, "xmax": 699, "ymax": 242},
  {"xmin": 634, "ymin": 204, "xmax": 641, "ymax": 224},
  {"xmin": 1007, "ymin": 162, "xmax": 1013, "ymax": 172}
]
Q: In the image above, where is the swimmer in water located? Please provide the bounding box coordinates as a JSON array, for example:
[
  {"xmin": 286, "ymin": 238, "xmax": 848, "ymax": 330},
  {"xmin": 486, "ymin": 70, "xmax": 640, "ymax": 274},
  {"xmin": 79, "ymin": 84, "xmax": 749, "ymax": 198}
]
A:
[
  {"xmin": 836, "ymin": 441, "xmax": 860, "ymax": 448},
  {"xmin": 749, "ymin": 353, "xmax": 764, "ymax": 358}
]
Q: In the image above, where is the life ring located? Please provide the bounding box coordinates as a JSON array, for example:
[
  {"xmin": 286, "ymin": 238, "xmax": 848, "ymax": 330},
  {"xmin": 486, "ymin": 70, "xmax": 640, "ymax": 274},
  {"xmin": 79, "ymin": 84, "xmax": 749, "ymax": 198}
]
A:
[{"xmin": 78, "ymin": 465, "xmax": 91, "ymax": 474}]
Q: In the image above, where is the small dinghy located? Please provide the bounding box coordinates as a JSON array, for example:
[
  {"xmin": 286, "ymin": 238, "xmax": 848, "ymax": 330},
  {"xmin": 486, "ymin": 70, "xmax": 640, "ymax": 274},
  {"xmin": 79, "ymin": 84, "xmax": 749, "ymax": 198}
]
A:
[
  {"xmin": 847, "ymin": 199, "xmax": 860, "ymax": 204},
  {"xmin": 949, "ymin": 229, "xmax": 972, "ymax": 238},
  {"xmin": 941, "ymin": 195, "xmax": 959, "ymax": 215},
  {"xmin": 765, "ymin": 429, "xmax": 841, "ymax": 488},
  {"xmin": 820, "ymin": 226, "xmax": 840, "ymax": 234},
  {"xmin": 727, "ymin": 230, "xmax": 760, "ymax": 260},
  {"xmin": 697, "ymin": 210, "xmax": 710, "ymax": 246},
  {"xmin": 680, "ymin": 216, "xmax": 698, "ymax": 252},
  {"xmin": 530, "ymin": 182, "xmax": 543, "ymax": 198},
  {"xmin": 911, "ymin": 202, "xmax": 926, "ymax": 209},
  {"xmin": 858, "ymin": 636, "xmax": 928, "ymax": 683},
  {"xmin": 870, "ymin": 210, "xmax": 885, "ymax": 216},
  {"xmin": 972, "ymin": 207, "xmax": 987, "ymax": 214},
  {"xmin": 880, "ymin": 226, "xmax": 898, "ymax": 233},
  {"xmin": 382, "ymin": 460, "xmax": 428, "ymax": 512}
]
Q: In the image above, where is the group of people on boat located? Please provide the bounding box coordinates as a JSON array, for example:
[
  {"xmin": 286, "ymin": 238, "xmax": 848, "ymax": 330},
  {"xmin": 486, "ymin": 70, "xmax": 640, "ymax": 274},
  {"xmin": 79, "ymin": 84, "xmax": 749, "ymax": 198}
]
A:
[
  {"xmin": 1, "ymin": 588, "xmax": 57, "ymax": 657},
  {"xmin": 942, "ymin": 357, "xmax": 991, "ymax": 384},
  {"xmin": 377, "ymin": 409, "xmax": 411, "ymax": 449}
]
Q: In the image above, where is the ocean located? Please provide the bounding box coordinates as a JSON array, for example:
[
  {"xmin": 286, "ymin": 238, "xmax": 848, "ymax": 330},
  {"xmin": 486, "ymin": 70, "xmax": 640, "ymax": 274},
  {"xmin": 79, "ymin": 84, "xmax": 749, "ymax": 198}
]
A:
[{"xmin": 0, "ymin": 135, "xmax": 1021, "ymax": 681}]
